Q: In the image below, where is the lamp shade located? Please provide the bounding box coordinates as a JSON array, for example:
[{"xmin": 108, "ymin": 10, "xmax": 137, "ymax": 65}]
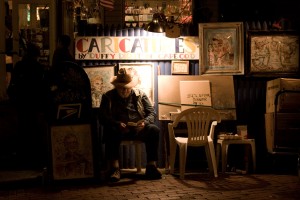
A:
[
  {"xmin": 144, "ymin": 19, "xmax": 165, "ymax": 33},
  {"xmin": 144, "ymin": 13, "xmax": 166, "ymax": 33}
]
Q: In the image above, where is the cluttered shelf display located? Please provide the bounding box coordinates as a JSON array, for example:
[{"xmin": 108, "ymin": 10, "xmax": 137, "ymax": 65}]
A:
[{"xmin": 124, "ymin": 0, "xmax": 192, "ymax": 28}]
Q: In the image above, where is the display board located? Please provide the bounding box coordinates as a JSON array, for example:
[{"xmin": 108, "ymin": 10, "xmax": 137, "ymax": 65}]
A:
[{"xmin": 158, "ymin": 75, "xmax": 236, "ymax": 120}]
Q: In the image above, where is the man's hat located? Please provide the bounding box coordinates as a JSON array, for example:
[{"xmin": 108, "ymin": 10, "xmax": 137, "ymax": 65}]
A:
[{"xmin": 110, "ymin": 68, "xmax": 139, "ymax": 88}]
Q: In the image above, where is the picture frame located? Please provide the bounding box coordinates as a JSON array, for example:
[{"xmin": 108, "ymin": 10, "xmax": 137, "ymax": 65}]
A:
[
  {"xmin": 171, "ymin": 60, "xmax": 190, "ymax": 74},
  {"xmin": 50, "ymin": 124, "xmax": 94, "ymax": 181},
  {"xmin": 247, "ymin": 31, "xmax": 299, "ymax": 77},
  {"xmin": 84, "ymin": 65, "xmax": 115, "ymax": 108},
  {"xmin": 199, "ymin": 22, "xmax": 244, "ymax": 75},
  {"xmin": 119, "ymin": 63, "xmax": 155, "ymax": 105}
]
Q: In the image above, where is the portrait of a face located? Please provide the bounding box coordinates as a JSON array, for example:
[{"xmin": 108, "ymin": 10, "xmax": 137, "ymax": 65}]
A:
[
  {"xmin": 50, "ymin": 124, "xmax": 94, "ymax": 180},
  {"xmin": 84, "ymin": 66, "xmax": 115, "ymax": 108}
]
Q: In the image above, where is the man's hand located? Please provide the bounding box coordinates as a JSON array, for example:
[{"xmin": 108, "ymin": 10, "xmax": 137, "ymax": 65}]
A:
[
  {"xmin": 136, "ymin": 121, "xmax": 145, "ymax": 133},
  {"xmin": 119, "ymin": 122, "xmax": 129, "ymax": 134},
  {"xmin": 136, "ymin": 121, "xmax": 145, "ymax": 128},
  {"xmin": 120, "ymin": 122, "xmax": 127, "ymax": 128}
]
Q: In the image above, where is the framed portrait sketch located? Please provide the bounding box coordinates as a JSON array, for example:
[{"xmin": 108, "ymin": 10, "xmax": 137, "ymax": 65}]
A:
[
  {"xmin": 247, "ymin": 31, "xmax": 299, "ymax": 77},
  {"xmin": 50, "ymin": 124, "xmax": 94, "ymax": 181},
  {"xmin": 119, "ymin": 63, "xmax": 154, "ymax": 105},
  {"xmin": 199, "ymin": 22, "xmax": 244, "ymax": 75},
  {"xmin": 171, "ymin": 60, "xmax": 189, "ymax": 74},
  {"xmin": 84, "ymin": 65, "xmax": 115, "ymax": 108}
]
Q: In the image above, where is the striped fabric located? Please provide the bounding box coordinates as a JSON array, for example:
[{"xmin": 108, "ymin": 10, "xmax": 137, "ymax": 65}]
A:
[{"xmin": 100, "ymin": 0, "xmax": 114, "ymax": 10}]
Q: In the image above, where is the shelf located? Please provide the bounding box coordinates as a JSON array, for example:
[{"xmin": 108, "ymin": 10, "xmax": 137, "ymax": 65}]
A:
[{"xmin": 124, "ymin": 14, "xmax": 152, "ymax": 28}]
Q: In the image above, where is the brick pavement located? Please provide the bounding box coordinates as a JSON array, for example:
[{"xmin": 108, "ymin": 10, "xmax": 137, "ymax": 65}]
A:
[{"xmin": 0, "ymin": 169, "xmax": 299, "ymax": 200}]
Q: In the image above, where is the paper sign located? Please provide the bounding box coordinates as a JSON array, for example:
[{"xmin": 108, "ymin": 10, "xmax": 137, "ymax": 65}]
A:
[{"xmin": 180, "ymin": 80, "xmax": 212, "ymax": 111}]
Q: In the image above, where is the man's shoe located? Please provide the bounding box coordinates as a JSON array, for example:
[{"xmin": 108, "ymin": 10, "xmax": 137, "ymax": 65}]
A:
[
  {"xmin": 110, "ymin": 168, "xmax": 121, "ymax": 182},
  {"xmin": 145, "ymin": 165, "xmax": 162, "ymax": 180}
]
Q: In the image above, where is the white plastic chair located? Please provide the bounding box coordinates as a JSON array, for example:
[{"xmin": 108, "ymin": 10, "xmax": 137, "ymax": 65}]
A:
[{"xmin": 168, "ymin": 107, "xmax": 221, "ymax": 179}]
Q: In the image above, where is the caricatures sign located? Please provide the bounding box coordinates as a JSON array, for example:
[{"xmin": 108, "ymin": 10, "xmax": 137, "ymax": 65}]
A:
[{"xmin": 75, "ymin": 36, "xmax": 199, "ymax": 60}]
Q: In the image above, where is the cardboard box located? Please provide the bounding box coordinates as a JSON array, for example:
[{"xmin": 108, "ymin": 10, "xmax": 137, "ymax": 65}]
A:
[{"xmin": 266, "ymin": 78, "xmax": 300, "ymax": 113}]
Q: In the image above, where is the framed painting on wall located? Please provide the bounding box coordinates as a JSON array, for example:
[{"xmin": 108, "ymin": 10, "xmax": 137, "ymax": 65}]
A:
[
  {"xmin": 119, "ymin": 63, "xmax": 155, "ymax": 105},
  {"xmin": 50, "ymin": 124, "xmax": 94, "ymax": 181},
  {"xmin": 199, "ymin": 22, "xmax": 244, "ymax": 75},
  {"xmin": 84, "ymin": 65, "xmax": 115, "ymax": 108},
  {"xmin": 171, "ymin": 60, "xmax": 189, "ymax": 74},
  {"xmin": 247, "ymin": 31, "xmax": 299, "ymax": 77}
]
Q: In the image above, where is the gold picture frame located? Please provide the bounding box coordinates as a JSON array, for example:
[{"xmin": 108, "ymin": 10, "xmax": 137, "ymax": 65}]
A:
[
  {"xmin": 199, "ymin": 22, "xmax": 244, "ymax": 75},
  {"xmin": 171, "ymin": 60, "xmax": 190, "ymax": 74}
]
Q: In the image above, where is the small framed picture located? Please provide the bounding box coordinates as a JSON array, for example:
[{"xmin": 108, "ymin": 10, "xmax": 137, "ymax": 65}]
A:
[
  {"xmin": 171, "ymin": 60, "xmax": 190, "ymax": 74},
  {"xmin": 199, "ymin": 22, "xmax": 244, "ymax": 75}
]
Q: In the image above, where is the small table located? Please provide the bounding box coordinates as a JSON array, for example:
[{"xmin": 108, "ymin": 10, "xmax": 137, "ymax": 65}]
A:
[{"xmin": 216, "ymin": 138, "xmax": 256, "ymax": 173}]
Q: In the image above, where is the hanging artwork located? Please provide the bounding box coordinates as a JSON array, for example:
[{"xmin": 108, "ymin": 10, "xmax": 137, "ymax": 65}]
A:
[
  {"xmin": 50, "ymin": 124, "xmax": 94, "ymax": 181},
  {"xmin": 84, "ymin": 65, "xmax": 115, "ymax": 108},
  {"xmin": 199, "ymin": 22, "xmax": 244, "ymax": 75},
  {"xmin": 247, "ymin": 31, "xmax": 299, "ymax": 77}
]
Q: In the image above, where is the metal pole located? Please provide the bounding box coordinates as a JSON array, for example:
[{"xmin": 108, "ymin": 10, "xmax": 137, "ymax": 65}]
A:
[{"xmin": 0, "ymin": 0, "xmax": 8, "ymax": 100}]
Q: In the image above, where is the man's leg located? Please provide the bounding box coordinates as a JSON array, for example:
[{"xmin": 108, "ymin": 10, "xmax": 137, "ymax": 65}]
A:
[
  {"xmin": 105, "ymin": 127, "xmax": 122, "ymax": 182},
  {"xmin": 139, "ymin": 124, "xmax": 162, "ymax": 179}
]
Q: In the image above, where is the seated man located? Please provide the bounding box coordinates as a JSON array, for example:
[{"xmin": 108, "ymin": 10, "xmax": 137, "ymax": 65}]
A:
[{"xmin": 99, "ymin": 68, "xmax": 162, "ymax": 182}]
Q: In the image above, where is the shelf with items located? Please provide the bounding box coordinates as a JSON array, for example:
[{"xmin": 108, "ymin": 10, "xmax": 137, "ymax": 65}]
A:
[
  {"xmin": 124, "ymin": 0, "xmax": 192, "ymax": 25},
  {"xmin": 12, "ymin": 1, "xmax": 56, "ymax": 68},
  {"xmin": 124, "ymin": 14, "xmax": 153, "ymax": 28}
]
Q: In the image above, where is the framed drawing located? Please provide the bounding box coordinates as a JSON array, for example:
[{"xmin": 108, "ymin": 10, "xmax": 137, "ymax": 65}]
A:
[
  {"xmin": 50, "ymin": 124, "xmax": 94, "ymax": 181},
  {"xmin": 119, "ymin": 63, "xmax": 155, "ymax": 105},
  {"xmin": 171, "ymin": 60, "xmax": 189, "ymax": 74},
  {"xmin": 199, "ymin": 22, "xmax": 244, "ymax": 75},
  {"xmin": 84, "ymin": 65, "xmax": 115, "ymax": 108},
  {"xmin": 247, "ymin": 31, "xmax": 299, "ymax": 77}
]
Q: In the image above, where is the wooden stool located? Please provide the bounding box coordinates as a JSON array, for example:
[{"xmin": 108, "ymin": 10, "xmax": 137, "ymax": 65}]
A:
[{"xmin": 216, "ymin": 139, "xmax": 256, "ymax": 173}]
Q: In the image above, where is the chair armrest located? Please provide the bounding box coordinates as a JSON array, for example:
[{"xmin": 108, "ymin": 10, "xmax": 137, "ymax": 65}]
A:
[
  {"xmin": 208, "ymin": 120, "xmax": 218, "ymax": 139},
  {"xmin": 168, "ymin": 123, "xmax": 176, "ymax": 139}
]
